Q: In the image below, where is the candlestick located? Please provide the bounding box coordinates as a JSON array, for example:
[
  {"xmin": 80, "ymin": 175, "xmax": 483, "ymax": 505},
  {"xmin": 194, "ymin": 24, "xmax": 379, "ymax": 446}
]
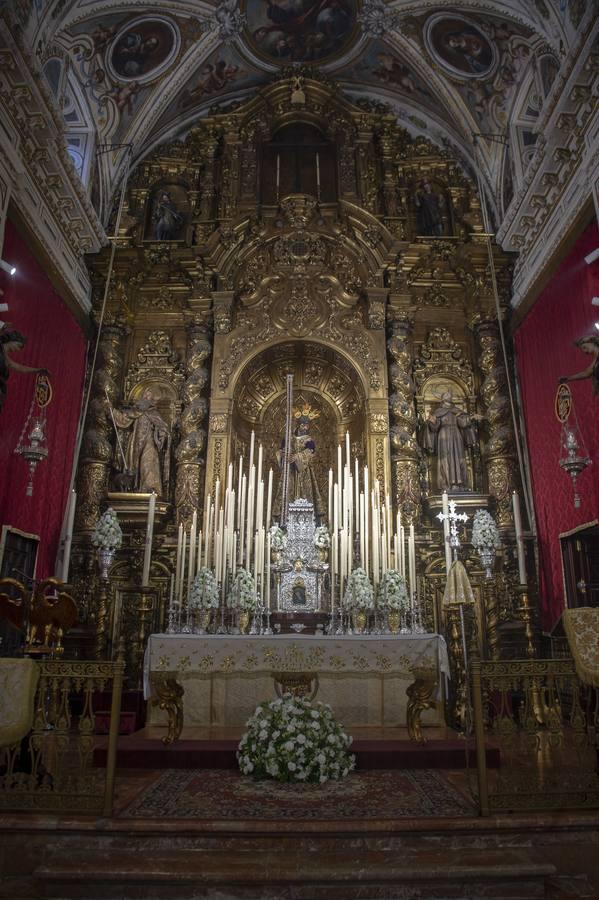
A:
[
  {"xmin": 345, "ymin": 431, "xmax": 350, "ymax": 469},
  {"xmin": 60, "ymin": 489, "xmax": 77, "ymax": 583},
  {"xmin": 196, "ymin": 530, "xmax": 202, "ymax": 575},
  {"xmin": 142, "ymin": 491, "xmax": 156, "ymax": 587},
  {"xmin": 512, "ymin": 490, "xmax": 527, "ymax": 585},
  {"xmin": 249, "ymin": 430, "xmax": 255, "ymax": 474},
  {"xmin": 328, "ymin": 468, "xmax": 333, "ymax": 528}
]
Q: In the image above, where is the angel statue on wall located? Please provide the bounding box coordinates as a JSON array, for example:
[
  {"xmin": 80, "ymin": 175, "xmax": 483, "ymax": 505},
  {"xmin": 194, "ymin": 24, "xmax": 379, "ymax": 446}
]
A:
[
  {"xmin": 277, "ymin": 403, "xmax": 325, "ymax": 520},
  {"xmin": 110, "ymin": 388, "xmax": 171, "ymax": 497},
  {"xmin": 152, "ymin": 190, "xmax": 183, "ymax": 241},
  {"xmin": 0, "ymin": 321, "xmax": 49, "ymax": 414},
  {"xmin": 422, "ymin": 389, "xmax": 481, "ymax": 492},
  {"xmin": 559, "ymin": 335, "xmax": 599, "ymax": 397}
]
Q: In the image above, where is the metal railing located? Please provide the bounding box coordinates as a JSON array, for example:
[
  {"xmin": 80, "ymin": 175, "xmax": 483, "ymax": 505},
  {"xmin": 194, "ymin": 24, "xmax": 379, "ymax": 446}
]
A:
[
  {"xmin": 471, "ymin": 657, "xmax": 599, "ymax": 815},
  {"xmin": 0, "ymin": 641, "xmax": 125, "ymax": 816}
]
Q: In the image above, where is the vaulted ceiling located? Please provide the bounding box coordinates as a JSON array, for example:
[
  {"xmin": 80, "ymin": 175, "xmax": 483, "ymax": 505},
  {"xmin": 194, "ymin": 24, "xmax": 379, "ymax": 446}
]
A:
[{"xmin": 14, "ymin": 0, "xmax": 591, "ymax": 224}]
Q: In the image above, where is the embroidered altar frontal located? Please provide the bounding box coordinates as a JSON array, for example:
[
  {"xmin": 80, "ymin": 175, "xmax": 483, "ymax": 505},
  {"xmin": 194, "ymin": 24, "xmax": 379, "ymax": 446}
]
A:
[{"xmin": 144, "ymin": 634, "xmax": 449, "ymax": 729}]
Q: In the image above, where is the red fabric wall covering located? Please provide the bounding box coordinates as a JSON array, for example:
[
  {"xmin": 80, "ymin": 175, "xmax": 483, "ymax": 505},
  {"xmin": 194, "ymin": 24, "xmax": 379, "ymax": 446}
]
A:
[
  {"xmin": 514, "ymin": 221, "xmax": 599, "ymax": 631},
  {"xmin": 0, "ymin": 219, "xmax": 87, "ymax": 579}
]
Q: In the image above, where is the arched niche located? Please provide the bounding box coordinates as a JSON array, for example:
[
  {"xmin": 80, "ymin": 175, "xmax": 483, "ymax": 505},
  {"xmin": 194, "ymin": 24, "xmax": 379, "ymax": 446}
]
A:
[
  {"xmin": 231, "ymin": 341, "xmax": 366, "ymax": 513},
  {"xmin": 418, "ymin": 374, "xmax": 477, "ymax": 495}
]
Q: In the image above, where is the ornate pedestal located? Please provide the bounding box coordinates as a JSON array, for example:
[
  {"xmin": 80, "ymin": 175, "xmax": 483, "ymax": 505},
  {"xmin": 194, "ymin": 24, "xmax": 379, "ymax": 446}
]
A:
[{"xmin": 279, "ymin": 499, "xmax": 321, "ymax": 612}]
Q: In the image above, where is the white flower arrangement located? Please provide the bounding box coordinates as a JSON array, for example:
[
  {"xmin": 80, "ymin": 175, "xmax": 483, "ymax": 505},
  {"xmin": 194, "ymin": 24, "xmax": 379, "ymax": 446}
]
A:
[
  {"xmin": 342, "ymin": 567, "xmax": 374, "ymax": 610},
  {"xmin": 269, "ymin": 524, "xmax": 287, "ymax": 553},
  {"xmin": 189, "ymin": 567, "xmax": 219, "ymax": 610},
  {"xmin": 313, "ymin": 525, "xmax": 330, "ymax": 550},
  {"xmin": 227, "ymin": 567, "xmax": 257, "ymax": 611},
  {"xmin": 237, "ymin": 694, "xmax": 355, "ymax": 784},
  {"xmin": 471, "ymin": 510, "xmax": 501, "ymax": 551},
  {"xmin": 377, "ymin": 569, "xmax": 409, "ymax": 611},
  {"xmin": 91, "ymin": 508, "xmax": 122, "ymax": 551}
]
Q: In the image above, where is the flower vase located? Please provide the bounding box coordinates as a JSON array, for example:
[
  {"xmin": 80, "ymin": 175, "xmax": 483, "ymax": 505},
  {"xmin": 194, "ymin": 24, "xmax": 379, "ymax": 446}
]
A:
[
  {"xmin": 387, "ymin": 610, "xmax": 400, "ymax": 634},
  {"xmin": 97, "ymin": 548, "xmax": 115, "ymax": 580},
  {"xmin": 352, "ymin": 609, "xmax": 367, "ymax": 634},
  {"xmin": 238, "ymin": 609, "xmax": 250, "ymax": 634},
  {"xmin": 196, "ymin": 609, "xmax": 211, "ymax": 634},
  {"xmin": 479, "ymin": 547, "xmax": 496, "ymax": 580}
]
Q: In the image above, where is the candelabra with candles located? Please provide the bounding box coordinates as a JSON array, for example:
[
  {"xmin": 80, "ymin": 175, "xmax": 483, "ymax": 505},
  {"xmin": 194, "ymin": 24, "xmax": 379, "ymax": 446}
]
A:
[{"xmin": 162, "ymin": 429, "xmax": 424, "ymax": 635}]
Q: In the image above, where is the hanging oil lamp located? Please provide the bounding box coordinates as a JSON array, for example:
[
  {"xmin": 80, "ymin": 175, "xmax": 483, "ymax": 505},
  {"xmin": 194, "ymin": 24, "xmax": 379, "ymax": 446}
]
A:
[{"xmin": 15, "ymin": 373, "xmax": 52, "ymax": 496}]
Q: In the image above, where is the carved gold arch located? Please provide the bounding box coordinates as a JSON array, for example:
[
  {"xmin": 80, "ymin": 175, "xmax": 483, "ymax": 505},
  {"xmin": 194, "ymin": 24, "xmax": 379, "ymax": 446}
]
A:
[{"xmin": 229, "ymin": 341, "xmax": 367, "ymax": 510}]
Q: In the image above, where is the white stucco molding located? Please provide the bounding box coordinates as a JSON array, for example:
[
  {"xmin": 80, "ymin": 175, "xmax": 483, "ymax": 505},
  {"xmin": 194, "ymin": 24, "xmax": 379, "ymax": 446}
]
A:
[
  {"xmin": 497, "ymin": 20, "xmax": 599, "ymax": 312},
  {"xmin": 0, "ymin": 21, "xmax": 106, "ymax": 315}
]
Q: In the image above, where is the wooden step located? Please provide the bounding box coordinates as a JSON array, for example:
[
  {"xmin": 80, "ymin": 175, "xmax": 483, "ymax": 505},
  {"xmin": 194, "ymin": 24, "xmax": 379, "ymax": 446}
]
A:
[{"xmin": 36, "ymin": 847, "xmax": 554, "ymax": 899}]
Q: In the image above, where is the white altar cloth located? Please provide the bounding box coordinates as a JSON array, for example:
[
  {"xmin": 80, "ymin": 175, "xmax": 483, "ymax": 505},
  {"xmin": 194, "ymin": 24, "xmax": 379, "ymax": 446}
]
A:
[{"xmin": 144, "ymin": 633, "xmax": 449, "ymax": 729}]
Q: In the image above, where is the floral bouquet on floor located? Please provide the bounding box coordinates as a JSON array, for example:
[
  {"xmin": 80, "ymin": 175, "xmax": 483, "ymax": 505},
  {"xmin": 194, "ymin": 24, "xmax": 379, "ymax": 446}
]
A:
[
  {"xmin": 342, "ymin": 567, "xmax": 374, "ymax": 634},
  {"xmin": 377, "ymin": 569, "xmax": 409, "ymax": 633},
  {"xmin": 471, "ymin": 509, "xmax": 501, "ymax": 579},
  {"xmin": 237, "ymin": 694, "xmax": 355, "ymax": 784},
  {"xmin": 189, "ymin": 567, "xmax": 219, "ymax": 632}
]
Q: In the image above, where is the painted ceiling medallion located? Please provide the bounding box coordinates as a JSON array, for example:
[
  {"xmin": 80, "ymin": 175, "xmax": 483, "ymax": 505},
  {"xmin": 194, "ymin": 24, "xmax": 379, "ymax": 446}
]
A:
[
  {"xmin": 242, "ymin": 0, "xmax": 359, "ymax": 66},
  {"xmin": 106, "ymin": 15, "xmax": 181, "ymax": 84},
  {"xmin": 424, "ymin": 14, "xmax": 497, "ymax": 80}
]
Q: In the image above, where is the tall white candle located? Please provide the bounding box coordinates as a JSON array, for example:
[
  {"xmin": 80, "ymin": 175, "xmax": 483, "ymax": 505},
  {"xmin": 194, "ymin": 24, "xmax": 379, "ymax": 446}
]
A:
[
  {"xmin": 400, "ymin": 525, "xmax": 405, "ymax": 578},
  {"xmin": 266, "ymin": 468, "xmax": 273, "ymax": 530},
  {"xmin": 364, "ymin": 466, "xmax": 369, "ymax": 577},
  {"xmin": 359, "ymin": 492, "xmax": 365, "ymax": 567},
  {"xmin": 409, "ymin": 524, "xmax": 416, "ymax": 597},
  {"xmin": 142, "ymin": 491, "xmax": 156, "ymax": 587},
  {"xmin": 175, "ymin": 522, "xmax": 183, "ymax": 599},
  {"xmin": 328, "ymin": 468, "xmax": 333, "ymax": 527},
  {"xmin": 237, "ymin": 456, "xmax": 243, "ymax": 529},
  {"xmin": 240, "ymin": 474, "xmax": 247, "ymax": 565},
  {"xmin": 257, "ymin": 443, "xmax": 263, "ymax": 489},
  {"xmin": 345, "ymin": 431, "xmax": 350, "ymax": 469},
  {"xmin": 266, "ymin": 533, "xmax": 271, "ymax": 609},
  {"xmin": 178, "ymin": 529, "xmax": 187, "ymax": 604},
  {"xmin": 512, "ymin": 490, "xmax": 527, "ymax": 585},
  {"xmin": 249, "ymin": 430, "xmax": 255, "ymax": 476},
  {"xmin": 196, "ymin": 530, "xmax": 202, "ymax": 575},
  {"xmin": 354, "ymin": 458, "xmax": 359, "ymax": 532},
  {"xmin": 187, "ymin": 509, "xmax": 197, "ymax": 596},
  {"xmin": 60, "ymin": 489, "xmax": 77, "ymax": 583},
  {"xmin": 442, "ymin": 491, "xmax": 452, "ymax": 576},
  {"xmin": 337, "ymin": 445, "xmax": 342, "ymax": 498}
]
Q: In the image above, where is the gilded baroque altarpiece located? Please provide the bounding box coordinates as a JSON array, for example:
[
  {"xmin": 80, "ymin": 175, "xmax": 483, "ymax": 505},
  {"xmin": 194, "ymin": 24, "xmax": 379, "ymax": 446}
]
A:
[{"xmin": 71, "ymin": 76, "xmax": 521, "ymax": 690}]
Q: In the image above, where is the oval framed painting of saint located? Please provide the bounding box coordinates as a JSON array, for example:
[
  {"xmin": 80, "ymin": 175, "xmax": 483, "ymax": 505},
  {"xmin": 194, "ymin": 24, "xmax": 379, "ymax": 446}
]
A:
[
  {"xmin": 424, "ymin": 14, "xmax": 496, "ymax": 80},
  {"xmin": 107, "ymin": 16, "xmax": 180, "ymax": 84},
  {"xmin": 242, "ymin": 0, "xmax": 358, "ymax": 65}
]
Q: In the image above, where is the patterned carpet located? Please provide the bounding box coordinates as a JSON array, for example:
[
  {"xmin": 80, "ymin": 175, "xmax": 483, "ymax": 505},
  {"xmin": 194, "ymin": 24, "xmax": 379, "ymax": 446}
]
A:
[{"xmin": 120, "ymin": 768, "xmax": 475, "ymax": 819}]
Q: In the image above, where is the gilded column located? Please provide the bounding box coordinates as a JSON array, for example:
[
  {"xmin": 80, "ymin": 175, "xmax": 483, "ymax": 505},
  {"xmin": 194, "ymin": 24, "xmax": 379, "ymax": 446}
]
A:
[
  {"xmin": 387, "ymin": 314, "xmax": 420, "ymax": 524},
  {"xmin": 175, "ymin": 323, "xmax": 212, "ymax": 526},
  {"xmin": 473, "ymin": 317, "xmax": 516, "ymax": 527},
  {"xmin": 75, "ymin": 322, "xmax": 128, "ymax": 531}
]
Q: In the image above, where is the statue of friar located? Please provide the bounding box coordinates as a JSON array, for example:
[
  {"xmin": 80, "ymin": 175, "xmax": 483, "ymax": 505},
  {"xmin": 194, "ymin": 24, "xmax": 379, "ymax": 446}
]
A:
[
  {"xmin": 422, "ymin": 390, "xmax": 480, "ymax": 492},
  {"xmin": 111, "ymin": 388, "xmax": 170, "ymax": 496}
]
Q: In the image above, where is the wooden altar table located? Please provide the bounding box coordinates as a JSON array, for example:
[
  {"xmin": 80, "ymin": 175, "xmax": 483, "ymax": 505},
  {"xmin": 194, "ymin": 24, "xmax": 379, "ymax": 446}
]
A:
[{"xmin": 143, "ymin": 633, "xmax": 450, "ymax": 744}]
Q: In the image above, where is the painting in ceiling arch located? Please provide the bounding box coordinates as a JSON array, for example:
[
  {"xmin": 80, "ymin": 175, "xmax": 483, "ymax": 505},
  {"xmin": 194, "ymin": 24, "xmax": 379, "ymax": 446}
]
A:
[
  {"xmin": 106, "ymin": 16, "xmax": 181, "ymax": 84},
  {"xmin": 403, "ymin": 10, "xmax": 535, "ymax": 134},
  {"xmin": 63, "ymin": 11, "xmax": 201, "ymax": 141},
  {"xmin": 241, "ymin": 0, "xmax": 359, "ymax": 65},
  {"xmin": 424, "ymin": 15, "xmax": 497, "ymax": 79}
]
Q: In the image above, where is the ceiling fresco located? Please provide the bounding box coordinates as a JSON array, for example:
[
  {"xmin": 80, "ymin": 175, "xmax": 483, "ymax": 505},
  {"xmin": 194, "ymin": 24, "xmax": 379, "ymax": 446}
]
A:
[{"xmin": 12, "ymin": 0, "xmax": 590, "ymax": 222}]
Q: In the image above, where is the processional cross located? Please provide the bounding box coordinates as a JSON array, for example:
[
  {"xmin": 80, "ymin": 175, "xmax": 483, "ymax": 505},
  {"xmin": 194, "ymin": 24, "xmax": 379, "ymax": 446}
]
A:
[{"xmin": 437, "ymin": 500, "xmax": 468, "ymax": 562}]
